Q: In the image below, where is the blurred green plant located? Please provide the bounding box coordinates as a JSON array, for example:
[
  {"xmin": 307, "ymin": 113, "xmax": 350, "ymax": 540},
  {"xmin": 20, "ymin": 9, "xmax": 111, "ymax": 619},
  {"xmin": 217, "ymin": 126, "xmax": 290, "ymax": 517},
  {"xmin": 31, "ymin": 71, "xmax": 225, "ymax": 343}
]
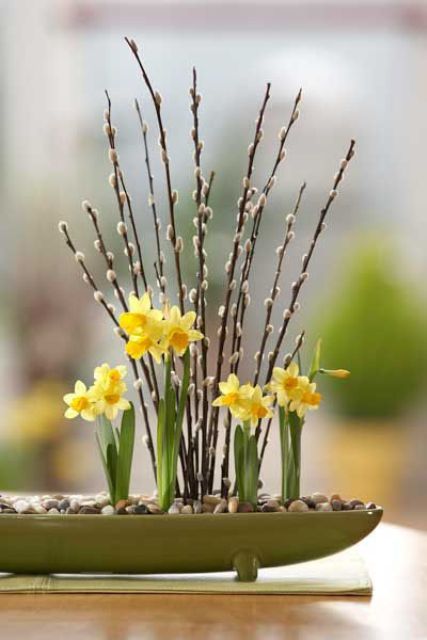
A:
[{"xmin": 318, "ymin": 238, "xmax": 427, "ymax": 418}]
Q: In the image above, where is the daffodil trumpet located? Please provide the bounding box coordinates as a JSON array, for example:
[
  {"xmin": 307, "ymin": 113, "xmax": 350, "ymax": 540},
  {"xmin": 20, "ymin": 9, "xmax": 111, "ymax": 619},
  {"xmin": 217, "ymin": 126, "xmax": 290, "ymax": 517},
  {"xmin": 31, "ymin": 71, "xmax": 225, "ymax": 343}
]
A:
[
  {"xmin": 157, "ymin": 348, "xmax": 191, "ymax": 511},
  {"xmin": 234, "ymin": 420, "xmax": 259, "ymax": 508}
]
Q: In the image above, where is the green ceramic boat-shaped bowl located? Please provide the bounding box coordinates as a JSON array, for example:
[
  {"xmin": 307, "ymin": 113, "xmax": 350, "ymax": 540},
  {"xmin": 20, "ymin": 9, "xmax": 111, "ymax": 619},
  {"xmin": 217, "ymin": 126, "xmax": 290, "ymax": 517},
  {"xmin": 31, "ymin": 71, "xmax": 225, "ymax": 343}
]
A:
[{"xmin": 0, "ymin": 509, "xmax": 382, "ymax": 581}]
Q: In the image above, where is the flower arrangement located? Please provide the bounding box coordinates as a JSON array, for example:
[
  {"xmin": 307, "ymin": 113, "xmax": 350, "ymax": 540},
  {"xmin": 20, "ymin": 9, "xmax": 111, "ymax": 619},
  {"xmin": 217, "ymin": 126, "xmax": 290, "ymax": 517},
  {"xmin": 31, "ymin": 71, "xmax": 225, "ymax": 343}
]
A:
[{"xmin": 58, "ymin": 38, "xmax": 357, "ymax": 514}]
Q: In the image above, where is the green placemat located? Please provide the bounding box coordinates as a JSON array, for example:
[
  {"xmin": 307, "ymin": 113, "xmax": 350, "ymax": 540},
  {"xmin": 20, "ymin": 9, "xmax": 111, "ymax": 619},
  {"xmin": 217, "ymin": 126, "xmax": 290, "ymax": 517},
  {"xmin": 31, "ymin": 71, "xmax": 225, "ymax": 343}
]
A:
[{"xmin": 0, "ymin": 548, "xmax": 371, "ymax": 595}]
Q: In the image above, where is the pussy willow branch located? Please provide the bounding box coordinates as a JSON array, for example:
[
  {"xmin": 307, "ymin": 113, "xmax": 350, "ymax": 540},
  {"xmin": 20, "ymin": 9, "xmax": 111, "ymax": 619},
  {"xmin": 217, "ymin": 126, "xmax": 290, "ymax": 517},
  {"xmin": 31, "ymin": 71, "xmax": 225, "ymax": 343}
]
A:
[
  {"xmin": 190, "ymin": 67, "xmax": 211, "ymax": 496},
  {"xmin": 258, "ymin": 330, "xmax": 305, "ymax": 466},
  {"xmin": 82, "ymin": 201, "xmax": 159, "ymax": 408},
  {"xmin": 58, "ymin": 224, "xmax": 157, "ymax": 480},
  {"xmin": 104, "ymin": 93, "xmax": 141, "ymax": 297},
  {"xmin": 206, "ymin": 83, "xmax": 271, "ymax": 493},
  {"xmin": 253, "ymin": 182, "xmax": 306, "ymax": 384},
  {"xmin": 134, "ymin": 98, "xmax": 166, "ymax": 299},
  {"xmin": 230, "ymin": 89, "xmax": 302, "ymax": 376},
  {"xmin": 265, "ymin": 139, "xmax": 356, "ymax": 385},
  {"xmin": 125, "ymin": 38, "xmax": 186, "ymax": 314},
  {"xmin": 219, "ymin": 182, "xmax": 305, "ymax": 497}
]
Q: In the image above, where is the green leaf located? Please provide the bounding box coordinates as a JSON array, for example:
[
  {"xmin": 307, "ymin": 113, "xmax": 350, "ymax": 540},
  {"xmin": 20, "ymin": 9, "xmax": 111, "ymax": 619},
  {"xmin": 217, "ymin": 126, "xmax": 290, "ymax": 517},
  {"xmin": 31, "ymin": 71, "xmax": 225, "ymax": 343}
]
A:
[
  {"xmin": 279, "ymin": 406, "xmax": 289, "ymax": 501},
  {"xmin": 96, "ymin": 415, "xmax": 117, "ymax": 458},
  {"xmin": 106, "ymin": 442, "xmax": 118, "ymax": 503},
  {"xmin": 115, "ymin": 403, "xmax": 135, "ymax": 502},
  {"xmin": 309, "ymin": 338, "xmax": 322, "ymax": 381},
  {"xmin": 156, "ymin": 398, "xmax": 166, "ymax": 499},
  {"xmin": 247, "ymin": 435, "xmax": 259, "ymax": 507},
  {"xmin": 95, "ymin": 431, "xmax": 115, "ymax": 501},
  {"xmin": 287, "ymin": 411, "xmax": 303, "ymax": 498},
  {"xmin": 234, "ymin": 425, "xmax": 244, "ymax": 500}
]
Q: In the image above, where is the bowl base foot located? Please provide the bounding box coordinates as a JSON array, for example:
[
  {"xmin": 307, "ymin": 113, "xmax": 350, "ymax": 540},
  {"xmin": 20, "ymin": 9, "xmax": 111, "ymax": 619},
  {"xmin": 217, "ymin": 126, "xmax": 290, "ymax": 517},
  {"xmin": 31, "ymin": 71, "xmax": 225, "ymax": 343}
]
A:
[{"xmin": 233, "ymin": 550, "xmax": 259, "ymax": 582}]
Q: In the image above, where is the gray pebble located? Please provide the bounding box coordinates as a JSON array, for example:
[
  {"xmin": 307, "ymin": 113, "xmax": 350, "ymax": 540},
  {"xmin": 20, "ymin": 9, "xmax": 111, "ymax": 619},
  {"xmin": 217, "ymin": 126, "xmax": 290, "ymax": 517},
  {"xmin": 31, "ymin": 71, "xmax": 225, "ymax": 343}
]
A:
[
  {"xmin": 316, "ymin": 502, "xmax": 333, "ymax": 512},
  {"xmin": 354, "ymin": 504, "xmax": 366, "ymax": 510},
  {"xmin": 262, "ymin": 499, "xmax": 280, "ymax": 512},
  {"xmin": 193, "ymin": 500, "xmax": 202, "ymax": 514},
  {"xmin": 69, "ymin": 499, "xmax": 81, "ymax": 512},
  {"xmin": 366, "ymin": 502, "xmax": 377, "ymax": 510},
  {"xmin": 288, "ymin": 499, "xmax": 309, "ymax": 513},
  {"xmin": 134, "ymin": 504, "xmax": 149, "ymax": 515},
  {"xmin": 349, "ymin": 499, "xmax": 365, "ymax": 509},
  {"xmin": 101, "ymin": 505, "xmax": 116, "ymax": 515},
  {"xmin": 42, "ymin": 499, "xmax": 59, "ymax": 510},
  {"xmin": 310, "ymin": 492, "xmax": 329, "ymax": 505},
  {"xmin": 331, "ymin": 499, "xmax": 343, "ymax": 511},
  {"xmin": 213, "ymin": 499, "xmax": 227, "ymax": 514},
  {"xmin": 168, "ymin": 503, "xmax": 181, "ymax": 514},
  {"xmin": 95, "ymin": 495, "xmax": 110, "ymax": 509},
  {"xmin": 58, "ymin": 499, "xmax": 70, "ymax": 512}
]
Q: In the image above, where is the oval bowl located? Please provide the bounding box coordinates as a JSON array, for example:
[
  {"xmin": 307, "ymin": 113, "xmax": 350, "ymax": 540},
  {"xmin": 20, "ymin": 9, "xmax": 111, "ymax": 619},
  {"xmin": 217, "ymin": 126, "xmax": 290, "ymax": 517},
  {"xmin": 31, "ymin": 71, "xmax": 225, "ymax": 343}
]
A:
[{"xmin": 0, "ymin": 509, "xmax": 382, "ymax": 581}]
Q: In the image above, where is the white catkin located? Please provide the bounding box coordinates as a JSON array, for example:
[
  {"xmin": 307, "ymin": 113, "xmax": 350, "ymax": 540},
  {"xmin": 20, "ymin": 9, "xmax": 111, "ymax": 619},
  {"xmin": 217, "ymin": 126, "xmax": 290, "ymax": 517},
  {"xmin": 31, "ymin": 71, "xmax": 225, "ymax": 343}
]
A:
[
  {"xmin": 264, "ymin": 297, "xmax": 273, "ymax": 308},
  {"xmin": 300, "ymin": 272, "xmax": 309, "ymax": 282},
  {"xmin": 175, "ymin": 236, "xmax": 184, "ymax": 253},
  {"xmin": 142, "ymin": 435, "xmax": 150, "ymax": 448},
  {"xmin": 279, "ymin": 149, "xmax": 286, "ymax": 161},
  {"xmin": 201, "ymin": 279, "xmax": 208, "ymax": 291},
  {"xmin": 166, "ymin": 225, "xmax": 174, "ymax": 242},
  {"xmin": 340, "ymin": 159, "xmax": 348, "ymax": 170},
  {"xmin": 154, "ymin": 91, "xmax": 162, "ymax": 106},
  {"xmin": 231, "ymin": 303, "xmax": 237, "ymax": 317},
  {"xmin": 266, "ymin": 324, "xmax": 274, "ymax": 334},
  {"xmin": 258, "ymin": 193, "xmax": 267, "ymax": 208},
  {"xmin": 236, "ymin": 323, "xmax": 242, "ymax": 338},
  {"xmin": 294, "ymin": 302, "xmax": 301, "ymax": 311},
  {"xmin": 189, "ymin": 288, "xmax": 197, "ymax": 303},
  {"xmin": 251, "ymin": 205, "xmax": 259, "ymax": 220},
  {"xmin": 161, "ymin": 149, "xmax": 168, "ymax": 164},
  {"xmin": 286, "ymin": 213, "xmax": 296, "ymax": 224},
  {"xmin": 329, "ymin": 189, "xmax": 338, "ymax": 199},
  {"xmin": 108, "ymin": 148, "xmax": 118, "ymax": 163},
  {"xmin": 244, "ymin": 239, "xmax": 252, "ymax": 253},
  {"xmin": 82, "ymin": 273, "xmax": 89, "ymax": 284},
  {"xmin": 254, "ymin": 351, "xmax": 261, "ymax": 362},
  {"xmin": 243, "ymin": 176, "xmax": 250, "ymax": 189},
  {"xmin": 225, "ymin": 261, "xmax": 232, "ymax": 274},
  {"xmin": 268, "ymin": 351, "xmax": 274, "ymax": 361},
  {"xmin": 74, "ymin": 251, "xmax": 85, "ymax": 263},
  {"xmin": 107, "ymin": 303, "xmax": 116, "ymax": 314},
  {"xmin": 113, "ymin": 327, "xmax": 124, "ymax": 338},
  {"xmin": 242, "ymin": 280, "xmax": 249, "ymax": 294},
  {"xmin": 181, "ymin": 284, "xmax": 187, "ymax": 299},
  {"xmin": 321, "ymin": 222, "xmax": 327, "ymax": 231},
  {"xmin": 275, "ymin": 245, "xmax": 283, "ymax": 256},
  {"xmin": 119, "ymin": 191, "xmax": 127, "ymax": 205},
  {"xmin": 117, "ymin": 221, "xmax": 127, "ymax": 236},
  {"xmin": 279, "ymin": 126, "xmax": 287, "ymax": 140},
  {"xmin": 133, "ymin": 262, "xmax": 141, "ymax": 275},
  {"xmin": 202, "ymin": 265, "xmax": 208, "ymax": 278},
  {"xmin": 268, "ymin": 175, "xmax": 277, "ymax": 189},
  {"xmin": 218, "ymin": 305, "xmax": 225, "ymax": 318},
  {"xmin": 172, "ymin": 189, "xmax": 179, "ymax": 204},
  {"xmin": 106, "ymin": 269, "xmax": 116, "ymax": 282},
  {"xmin": 81, "ymin": 200, "xmax": 91, "ymax": 213},
  {"xmin": 133, "ymin": 379, "xmax": 143, "ymax": 391},
  {"xmin": 283, "ymin": 309, "xmax": 292, "ymax": 320},
  {"xmin": 244, "ymin": 293, "xmax": 251, "ymax": 307},
  {"xmin": 229, "ymin": 279, "xmax": 236, "ymax": 291},
  {"xmin": 94, "ymin": 291, "xmax": 104, "ymax": 303},
  {"xmin": 58, "ymin": 221, "xmax": 68, "ymax": 233},
  {"xmin": 109, "ymin": 173, "xmax": 117, "ymax": 188},
  {"xmin": 247, "ymin": 143, "xmax": 254, "ymax": 156},
  {"xmin": 229, "ymin": 352, "xmax": 239, "ymax": 365},
  {"xmin": 287, "ymin": 231, "xmax": 295, "ymax": 241},
  {"xmin": 292, "ymin": 109, "xmax": 300, "ymax": 123}
]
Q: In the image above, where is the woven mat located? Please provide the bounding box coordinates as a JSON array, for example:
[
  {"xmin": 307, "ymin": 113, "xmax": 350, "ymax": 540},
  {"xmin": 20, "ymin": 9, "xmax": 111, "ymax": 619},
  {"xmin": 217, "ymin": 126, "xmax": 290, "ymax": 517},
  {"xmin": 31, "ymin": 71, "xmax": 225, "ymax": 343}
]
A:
[{"xmin": 0, "ymin": 548, "xmax": 371, "ymax": 595}]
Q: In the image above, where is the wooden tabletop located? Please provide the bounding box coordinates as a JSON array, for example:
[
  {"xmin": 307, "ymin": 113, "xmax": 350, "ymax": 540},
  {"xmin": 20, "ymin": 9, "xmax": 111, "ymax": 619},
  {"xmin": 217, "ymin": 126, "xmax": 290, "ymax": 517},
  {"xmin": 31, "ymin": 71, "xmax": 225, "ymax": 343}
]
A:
[{"xmin": 0, "ymin": 522, "xmax": 425, "ymax": 639}]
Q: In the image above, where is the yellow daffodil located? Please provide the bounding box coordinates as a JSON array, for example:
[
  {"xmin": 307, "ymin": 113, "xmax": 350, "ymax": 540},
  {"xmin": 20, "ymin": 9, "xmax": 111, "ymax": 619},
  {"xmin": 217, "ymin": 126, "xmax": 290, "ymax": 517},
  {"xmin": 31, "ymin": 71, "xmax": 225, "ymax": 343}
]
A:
[
  {"xmin": 126, "ymin": 328, "xmax": 165, "ymax": 363},
  {"xmin": 94, "ymin": 363, "xmax": 127, "ymax": 389},
  {"xmin": 92, "ymin": 363, "xmax": 131, "ymax": 420},
  {"xmin": 289, "ymin": 378, "xmax": 322, "ymax": 418},
  {"xmin": 269, "ymin": 362, "xmax": 301, "ymax": 406},
  {"xmin": 212, "ymin": 374, "xmax": 252, "ymax": 419},
  {"xmin": 119, "ymin": 292, "xmax": 163, "ymax": 336},
  {"xmin": 63, "ymin": 381, "xmax": 99, "ymax": 422},
  {"xmin": 244, "ymin": 385, "xmax": 274, "ymax": 425},
  {"xmin": 161, "ymin": 306, "xmax": 203, "ymax": 356}
]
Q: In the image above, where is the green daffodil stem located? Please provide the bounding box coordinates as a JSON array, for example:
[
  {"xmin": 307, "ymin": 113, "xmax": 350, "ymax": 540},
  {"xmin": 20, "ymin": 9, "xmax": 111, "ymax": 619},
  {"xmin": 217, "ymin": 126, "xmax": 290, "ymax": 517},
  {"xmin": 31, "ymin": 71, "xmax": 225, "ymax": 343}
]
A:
[
  {"xmin": 234, "ymin": 421, "xmax": 259, "ymax": 507},
  {"xmin": 158, "ymin": 349, "xmax": 191, "ymax": 512},
  {"xmin": 278, "ymin": 406, "xmax": 289, "ymax": 503},
  {"xmin": 286, "ymin": 412, "xmax": 303, "ymax": 499}
]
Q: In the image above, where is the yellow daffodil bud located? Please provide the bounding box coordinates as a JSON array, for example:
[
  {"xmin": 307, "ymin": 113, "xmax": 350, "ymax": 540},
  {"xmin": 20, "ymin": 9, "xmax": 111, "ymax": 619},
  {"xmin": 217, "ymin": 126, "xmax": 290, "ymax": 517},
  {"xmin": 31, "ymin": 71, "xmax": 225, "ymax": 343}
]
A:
[{"xmin": 320, "ymin": 368, "xmax": 351, "ymax": 379}]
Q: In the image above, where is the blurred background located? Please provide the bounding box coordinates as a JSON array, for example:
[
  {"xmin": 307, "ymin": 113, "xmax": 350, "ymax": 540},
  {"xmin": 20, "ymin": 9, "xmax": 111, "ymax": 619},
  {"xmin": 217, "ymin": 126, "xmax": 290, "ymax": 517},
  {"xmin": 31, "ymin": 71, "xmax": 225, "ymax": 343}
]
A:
[{"xmin": 0, "ymin": 0, "xmax": 426, "ymax": 528}]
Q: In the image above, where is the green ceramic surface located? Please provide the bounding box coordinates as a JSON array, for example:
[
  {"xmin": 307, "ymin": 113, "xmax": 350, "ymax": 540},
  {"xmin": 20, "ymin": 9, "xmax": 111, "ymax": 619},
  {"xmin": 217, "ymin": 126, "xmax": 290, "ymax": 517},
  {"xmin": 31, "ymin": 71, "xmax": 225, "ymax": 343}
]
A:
[{"xmin": 0, "ymin": 509, "xmax": 382, "ymax": 581}]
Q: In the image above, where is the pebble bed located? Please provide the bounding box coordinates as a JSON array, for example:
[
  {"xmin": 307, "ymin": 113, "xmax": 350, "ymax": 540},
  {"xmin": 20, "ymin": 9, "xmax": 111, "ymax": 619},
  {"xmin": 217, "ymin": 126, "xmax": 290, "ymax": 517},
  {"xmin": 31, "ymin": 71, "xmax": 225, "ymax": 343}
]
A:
[{"xmin": 0, "ymin": 492, "xmax": 378, "ymax": 516}]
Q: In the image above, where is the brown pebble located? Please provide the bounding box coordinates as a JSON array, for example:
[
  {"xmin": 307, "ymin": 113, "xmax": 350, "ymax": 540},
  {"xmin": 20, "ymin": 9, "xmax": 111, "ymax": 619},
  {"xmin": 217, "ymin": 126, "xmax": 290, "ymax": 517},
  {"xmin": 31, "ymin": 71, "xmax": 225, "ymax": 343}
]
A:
[
  {"xmin": 181, "ymin": 505, "xmax": 193, "ymax": 514},
  {"xmin": 349, "ymin": 499, "xmax": 365, "ymax": 509},
  {"xmin": 315, "ymin": 502, "xmax": 333, "ymax": 512},
  {"xmin": 115, "ymin": 499, "xmax": 130, "ymax": 511},
  {"xmin": 262, "ymin": 499, "xmax": 280, "ymax": 512},
  {"xmin": 79, "ymin": 506, "xmax": 100, "ymax": 515},
  {"xmin": 203, "ymin": 495, "xmax": 221, "ymax": 506},
  {"xmin": 237, "ymin": 502, "xmax": 254, "ymax": 513},
  {"xmin": 202, "ymin": 503, "xmax": 215, "ymax": 513},
  {"xmin": 330, "ymin": 493, "xmax": 342, "ymax": 502},
  {"xmin": 147, "ymin": 503, "xmax": 164, "ymax": 515}
]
